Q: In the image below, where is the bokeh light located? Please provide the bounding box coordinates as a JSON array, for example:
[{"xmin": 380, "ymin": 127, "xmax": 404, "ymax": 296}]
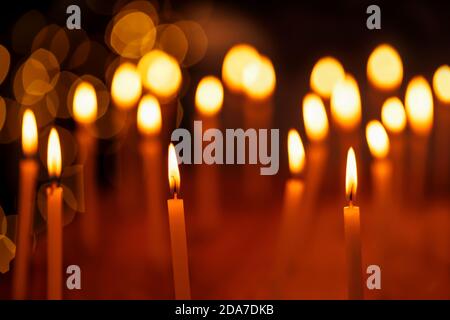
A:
[
  {"xmin": 432, "ymin": 65, "xmax": 450, "ymax": 103},
  {"xmin": 111, "ymin": 62, "xmax": 142, "ymax": 110},
  {"xmin": 195, "ymin": 76, "xmax": 224, "ymax": 116},
  {"xmin": 330, "ymin": 74, "xmax": 362, "ymax": 131},
  {"xmin": 366, "ymin": 120, "xmax": 390, "ymax": 159},
  {"xmin": 302, "ymin": 93, "xmax": 329, "ymax": 142},
  {"xmin": 381, "ymin": 97, "xmax": 406, "ymax": 134},
  {"xmin": 222, "ymin": 44, "xmax": 260, "ymax": 93},
  {"xmin": 310, "ymin": 56, "xmax": 345, "ymax": 99},
  {"xmin": 367, "ymin": 44, "xmax": 403, "ymax": 90},
  {"xmin": 405, "ymin": 76, "xmax": 434, "ymax": 135}
]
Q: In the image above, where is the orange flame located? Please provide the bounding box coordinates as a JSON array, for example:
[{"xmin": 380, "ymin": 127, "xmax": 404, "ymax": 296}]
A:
[
  {"xmin": 22, "ymin": 109, "xmax": 38, "ymax": 157},
  {"xmin": 345, "ymin": 147, "xmax": 357, "ymax": 202},
  {"xmin": 137, "ymin": 94, "xmax": 162, "ymax": 136},
  {"xmin": 366, "ymin": 120, "xmax": 390, "ymax": 159},
  {"xmin": 287, "ymin": 129, "xmax": 305, "ymax": 176},
  {"xmin": 168, "ymin": 143, "xmax": 180, "ymax": 195},
  {"xmin": 47, "ymin": 128, "xmax": 62, "ymax": 178},
  {"xmin": 73, "ymin": 81, "xmax": 97, "ymax": 124}
]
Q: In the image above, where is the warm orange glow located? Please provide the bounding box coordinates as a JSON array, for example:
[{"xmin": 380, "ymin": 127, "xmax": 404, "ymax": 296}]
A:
[
  {"xmin": 111, "ymin": 62, "xmax": 142, "ymax": 110},
  {"xmin": 366, "ymin": 120, "xmax": 390, "ymax": 159},
  {"xmin": 137, "ymin": 94, "xmax": 162, "ymax": 136},
  {"xmin": 195, "ymin": 76, "xmax": 224, "ymax": 116},
  {"xmin": 47, "ymin": 128, "xmax": 62, "ymax": 178},
  {"xmin": 367, "ymin": 44, "xmax": 403, "ymax": 90},
  {"xmin": 21, "ymin": 109, "xmax": 38, "ymax": 157},
  {"xmin": 381, "ymin": 97, "xmax": 406, "ymax": 134},
  {"xmin": 73, "ymin": 81, "xmax": 97, "ymax": 124},
  {"xmin": 222, "ymin": 44, "xmax": 260, "ymax": 93},
  {"xmin": 330, "ymin": 74, "xmax": 362, "ymax": 131},
  {"xmin": 310, "ymin": 56, "xmax": 345, "ymax": 98},
  {"xmin": 345, "ymin": 147, "xmax": 357, "ymax": 202},
  {"xmin": 168, "ymin": 143, "xmax": 180, "ymax": 194},
  {"xmin": 242, "ymin": 55, "xmax": 276, "ymax": 100},
  {"xmin": 405, "ymin": 76, "xmax": 434, "ymax": 135},
  {"xmin": 287, "ymin": 129, "xmax": 305, "ymax": 176},
  {"xmin": 302, "ymin": 93, "xmax": 329, "ymax": 142},
  {"xmin": 138, "ymin": 50, "xmax": 182, "ymax": 100},
  {"xmin": 432, "ymin": 65, "xmax": 450, "ymax": 103}
]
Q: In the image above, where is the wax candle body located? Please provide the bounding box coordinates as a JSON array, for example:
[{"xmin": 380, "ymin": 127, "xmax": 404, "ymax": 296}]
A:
[
  {"xmin": 167, "ymin": 196, "xmax": 191, "ymax": 300},
  {"xmin": 371, "ymin": 160, "xmax": 392, "ymax": 206},
  {"xmin": 13, "ymin": 159, "xmax": 38, "ymax": 299},
  {"xmin": 47, "ymin": 185, "xmax": 63, "ymax": 300},
  {"xmin": 343, "ymin": 205, "xmax": 363, "ymax": 300}
]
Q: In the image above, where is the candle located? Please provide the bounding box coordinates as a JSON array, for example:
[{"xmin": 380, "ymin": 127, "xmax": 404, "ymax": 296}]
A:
[
  {"xmin": 73, "ymin": 81, "xmax": 98, "ymax": 251},
  {"xmin": 310, "ymin": 56, "xmax": 345, "ymax": 99},
  {"xmin": 137, "ymin": 94, "xmax": 167, "ymax": 266},
  {"xmin": 343, "ymin": 147, "xmax": 363, "ymax": 300},
  {"xmin": 432, "ymin": 65, "xmax": 450, "ymax": 190},
  {"xmin": 13, "ymin": 109, "xmax": 39, "ymax": 299},
  {"xmin": 405, "ymin": 76, "xmax": 433, "ymax": 202},
  {"xmin": 273, "ymin": 129, "xmax": 306, "ymax": 297},
  {"xmin": 46, "ymin": 128, "xmax": 63, "ymax": 300},
  {"xmin": 381, "ymin": 97, "xmax": 406, "ymax": 206},
  {"xmin": 167, "ymin": 143, "xmax": 191, "ymax": 300},
  {"xmin": 194, "ymin": 76, "xmax": 223, "ymax": 230}
]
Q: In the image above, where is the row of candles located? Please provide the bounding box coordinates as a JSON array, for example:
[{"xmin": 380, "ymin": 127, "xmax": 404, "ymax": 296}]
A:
[{"xmin": 8, "ymin": 41, "xmax": 449, "ymax": 300}]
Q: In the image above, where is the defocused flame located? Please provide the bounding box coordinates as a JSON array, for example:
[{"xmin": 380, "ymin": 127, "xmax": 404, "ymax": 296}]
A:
[
  {"xmin": 47, "ymin": 128, "xmax": 62, "ymax": 178},
  {"xmin": 367, "ymin": 44, "xmax": 403, "ymax": 90},
  {"xmin": 302, "ymin": 93, "xmax": 329, "ymax": 142},
  {"xmin": 137, "ymin": 94, "xmax": 162, "ymax": 136},
  {"xmin": 381, "ymin": 97, "xmax": 406, "ymax": 134},
  {"xmin": 242, "ymin": 55, "xmax": 276, "ymax": 100},
  {"xmin": 222, "ymin": 44, "xmax": 260, "ymax": 93},
  {"xmin": 168, "ymin": 143, "xmax": 180, "ymax": 194},
  {"xmin": 73, "ymin": 81, "xmax": 97, "ymax": 124},
  {"xmin": 138, "ymin": 49, "xmax": 182, "ymax": 100},
  {"xmin": 345, "ymin": 147, "xmax": 357, "ymax": 202},
  {"xmin": 287, "ymin": 129, "xmax": 305, "ymax": 176},
  {"xmin": 310, "ymin": 56, "xmax": 345, "ymax": 99},
  {"xmin": 22, "ymin": 109, "xmax": 38, "ymax": 157},
  {"xmin": 366, "ymin": 120, "xmax": 390, "ymax": 159},
  {"xmin": 432, "ymin": 65, "xmax": 450, "ymax": 103},
  {"xmin": 195, "ymin": 76, "xmax": 224, "ymax": 116},
  {"xmin": 405, "ymin": 76, "xmax": 434, "ymax": 135},
  {"xmin": 111, "ymin": 62, "xmax": 142, "ymax": 110},
  {"xmin": 330, "ymin": 74, "xmax": 362, "ymax": 131}
]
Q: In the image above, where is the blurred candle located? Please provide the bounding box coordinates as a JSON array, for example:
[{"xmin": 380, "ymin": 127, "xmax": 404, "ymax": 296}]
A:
[
  {"xmin": 274, "ymin": 129, "xmax": 306, "ymax": 297},
  {"xmin": 73, "ymin": 81, "xmax": 98, "ymax": 251},
  {"xmin": 432, "ymin": 65, "xmax": 450, "ymax": 189},
  {"xmin": 111, "ymin": 62, "xmax": 142, "ymax": 111},
  {"xmin": 167, "ymin": 144, "xmax": 191, "ymax": 300},
  {"xmin": 367, "ymin": 44, "xmax": 403, "ymax": 91},
  {"xmin": 194, "ymin": 76, "xmax": 223, "ymax": 230},
  {"xmin": 405, "ymin": 76, "xmax": 433, "ymax": 201},
  {"xmin": 137, "ymin": 94, "xmax": 167, "ymax": 266},
  {"xmin": 13, "ymin": 110, "xmax": 39, "ymax": 299},
  {"xmin": 242, "ymin": 54, "xmax": 276, "ymax": 101},
  {"xmin": 222, "ymin": 44, "xmax": 260, "ymax": 93},
  {"xmin": 343, "ymin": 147, "xmax": 363, "ymax": 300},
  {"xmin": 46, "ymin": 128, "xmax": 63, "ymax": 300},
  {"xmin": 310, "ymin": 56, "xmax": 345, "ymax": 99},
  {"xmin": 366, "ymin": 120, "xmax": 391, "ymax": 207}
]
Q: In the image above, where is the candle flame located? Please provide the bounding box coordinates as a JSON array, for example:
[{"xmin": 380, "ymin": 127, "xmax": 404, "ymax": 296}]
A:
[
  {"xmin": 222, "ymin": 44, "xmax": 260, "ymax": 92},
  {"xmin": 111, "ymin": 62, "xmax": 142, "ymax": 110},
  {"xmin": 168, "ymin": 143, "xmax": 180, "ymax": 195},
  {"xmin": 47, "ymin": 128, "xmax": 62, "ymax": 178},
  {"xmin": 22, "ymin": 109, "xmax": 38, "ymax": 157},
  {"xmin": 345, "ymin": 147, "xmax": 357, "ymax": 202},
  {"xmin": 405, "ymin": 76, "xmax": 434, "ymax": 135},
  {"xmin": 195, "ymin": 76, "xmax": 224, "ymax": 116},
  {"xmin": 432, "ymin": 65, "xmax": 450, "ymax": 103},
  {"xmin": 242, "ymin": 55, "xmax": 276, "ymax": 100},
  {"xmin": 137, "ymin": 94, "xmax": 162, "ymax": 136},
  {"xmin": 287, "ymin": 129, "xmax": 305, "ymax": 176},
  {"xmin": 367, "ymin": 44, "xmax": 403, "ymax": 90},
  {"xmin": 302, "ymin": 93, "xmax": 329, "ymax": 142},
  {"xmin": 381, "ymin": 97, "xmax": 406, "ymax": 134},
  {"xmin": 366, "ymin": 120, "xmax": 390, "ymax": 159},
  {"xmin": 310, "ymin": 56, "xmax": 345, "ymax": 99},
  {"xmin": 330, "ymin": 74, "xmax": 362, "ymax": 131},
  {"xmin": 73, "ymin": 81, "xmax": 97, "ymax": 124}
]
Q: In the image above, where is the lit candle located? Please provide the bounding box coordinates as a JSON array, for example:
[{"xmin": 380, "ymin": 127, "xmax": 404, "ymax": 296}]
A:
[
  {"xmin": 366, "ymin": 120, "xmax": 391, "ymax": 207},
  {"xmin": 310, "ymin": 56, "xmax": 345, "ymax": 99},
  {"xmin": 273, "ymin": 129, "xmax": 306, "ymax": 297},
  {"xmin": 194, "ymin": 76, "xmax": 224, "ymax": 230},
  {"xmin": 343, "ymin": 147, "xmax": 363, "ymax": 300},
  {"xmin": 46, "ymin": 128, "xmax": 63, "ymax": 300},
  {"xmin": 137, "ymin": 94, "xmax": 167, "ymax": 266},
  {"xmin": 405, "ymin": 76, "xmax": 433, "ymax": 201},
  {"xmin": 432, "ymin": 65, "xmax": 450, "ymax": 189},
  {"xmin": 13, "ymin": 109, "xmax": 39, "ymax": 300},
  {"xmin": 73, "ymin": 81, "xmax": 98, "ymax": 250},
  {"xmin": 167, "ymin": 143, "xmax": 191, "ymax": 300}
]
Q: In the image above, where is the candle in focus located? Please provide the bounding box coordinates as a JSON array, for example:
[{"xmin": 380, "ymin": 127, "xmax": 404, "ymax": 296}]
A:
[
  {"xmin": 310, "ymin": 56, "xmax": 345, "ymax": 99},
  {"xmin": 46, "ymin": 128, "xmax": 63, "ymax": 300},
  {"xmin": 13, "ymin": 109, "xmax": 39, "ymax": 299},
  {"xmin": 167, "ymin": 143, "xmax": 191, "ymax": 300},
  {"xmin": 343, "ymin": 147, "xmax": 363, "ymax": 300}
]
